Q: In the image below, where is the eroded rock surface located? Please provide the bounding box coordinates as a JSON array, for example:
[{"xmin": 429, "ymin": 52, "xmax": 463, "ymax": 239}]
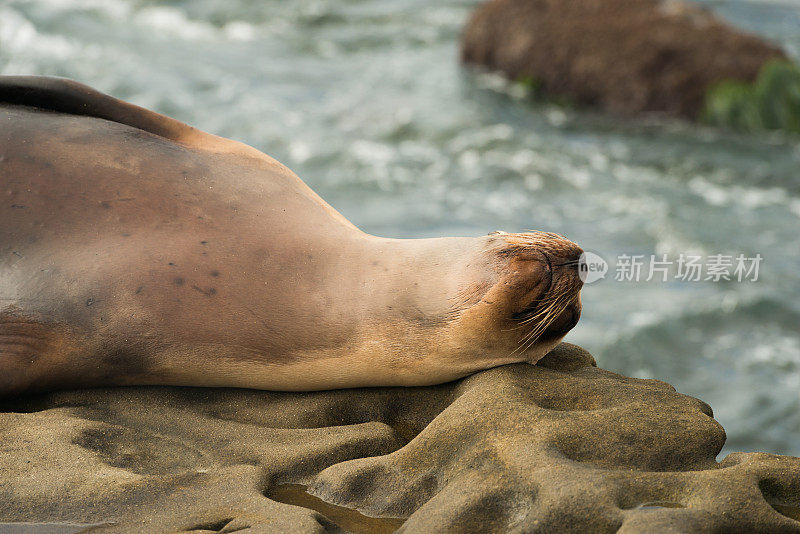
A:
[
  {"xmin": 460, "ymin": 0, "xmax": 786, "ymax": 118},
  {"xmin": 1, "ymin": 343, "xmax": 798, "ymax": 533}
]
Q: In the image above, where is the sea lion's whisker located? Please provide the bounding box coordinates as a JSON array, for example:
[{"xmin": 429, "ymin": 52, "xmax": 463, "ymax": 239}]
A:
[
  {"xmin": 519, "ymin": 293, "xmax": 570, "ymax": 324},
  {"xmin": 503, "ymin": 290, "xmax": 572, "ymax": 332},
  {"xmin": 513, "ymin": 301, "xmax": 564, "ymax": 352},
  {"xmin": 519, "ymin": 301, "xmax": 558, "ymax": 327},
  {"xmin": 512, "ymin": 292, "xmax": 577, "ymax": 356},
  {"xmin": 527, "ymin": 288, "xmax": 573, "ymax": 304}
]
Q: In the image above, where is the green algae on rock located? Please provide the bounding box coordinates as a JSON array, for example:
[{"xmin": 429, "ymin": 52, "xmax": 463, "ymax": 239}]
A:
[{"xmin": 703, "ymin": 60, "xmax": 800, "ymax": 134}]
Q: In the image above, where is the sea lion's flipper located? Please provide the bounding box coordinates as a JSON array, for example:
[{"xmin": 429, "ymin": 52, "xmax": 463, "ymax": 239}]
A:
[
  {"xmin": 0, "ymin": 75, "xmax": 195, "ymax": 143},
  {"xmin": 0, "ymin": 75, "xmax": 287, "ymax": 165}
]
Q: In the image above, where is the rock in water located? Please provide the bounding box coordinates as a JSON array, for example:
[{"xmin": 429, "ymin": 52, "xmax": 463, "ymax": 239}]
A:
[
  {"xmin": 1, "ymin": 343, "xmax": 799, "ymax": 532},
  {"xmin": 460, "ymin": 0, "xmax": 786, "ymax": 119}
]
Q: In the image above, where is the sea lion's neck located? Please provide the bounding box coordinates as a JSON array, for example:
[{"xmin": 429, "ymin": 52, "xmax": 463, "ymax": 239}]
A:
[{"xmin": 354, "ymin": 235, "xmax": 496, "ymax": 326}]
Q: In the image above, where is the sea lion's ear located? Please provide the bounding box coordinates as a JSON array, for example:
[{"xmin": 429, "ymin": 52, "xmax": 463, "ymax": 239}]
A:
[{"xmin": 0, "ymin": 76, "xmax": 194, "ymax": 143}]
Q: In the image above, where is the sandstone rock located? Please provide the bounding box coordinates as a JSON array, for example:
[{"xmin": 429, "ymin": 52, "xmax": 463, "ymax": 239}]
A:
[
  {"xmin": 1, "ymin": 343, "xmax": 798, "ymax": 532},
  {"xmin": 460, "ymin": 0, "xmax": 787, "ymax": 119}
]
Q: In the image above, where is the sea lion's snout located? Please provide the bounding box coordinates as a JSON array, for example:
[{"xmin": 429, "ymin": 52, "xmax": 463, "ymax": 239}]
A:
[
  {"xmin": 487, "ymin": 231, "xmax": 584, "ymax": 352},
  {"xmin": 539, "ymin": 240, "xmax": 584, "ymax": 272}
]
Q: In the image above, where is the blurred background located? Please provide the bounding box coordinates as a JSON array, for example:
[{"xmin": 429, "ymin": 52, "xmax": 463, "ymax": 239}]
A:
[{"xmin": 1, "ymin": 0, "xmax": 798, "ymax": 457}]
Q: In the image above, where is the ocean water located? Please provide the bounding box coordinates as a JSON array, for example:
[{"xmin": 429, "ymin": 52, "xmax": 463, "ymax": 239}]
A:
[{"xmin": 1, "ymin": 0, "xmax": 799, "ymax": 457}]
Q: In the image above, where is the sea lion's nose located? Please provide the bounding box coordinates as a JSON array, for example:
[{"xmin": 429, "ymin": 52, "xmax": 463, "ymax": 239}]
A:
[
  {"xmin": 550, "ymin": 250, "xmax": 583, "ymax": 270},
  {"xmin": 540, "ymin": 236, "xmax": 583, "ymax": 267},
  {"xmin": 548, "ymin": 249, "xmax": 584, "ymax": 289},
  {"xmin": 559, "ymin": 245, "xmax": 584, "ymax": 265}
]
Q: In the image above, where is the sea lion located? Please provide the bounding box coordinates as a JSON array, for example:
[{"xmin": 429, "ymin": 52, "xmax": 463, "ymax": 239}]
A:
[{"xmin": 0, "ymin": 76, "xmax": 583, "ymax": 396}]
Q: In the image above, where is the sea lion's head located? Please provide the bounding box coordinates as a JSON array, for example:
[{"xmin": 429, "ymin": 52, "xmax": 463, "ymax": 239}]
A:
[
  {"xmin": 493, "ymin": 230, "xmax": 583, "ymax": 345},
  {"xmin": 443, "ymin": 231, "xmax": 584, "ymax": 371}
]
